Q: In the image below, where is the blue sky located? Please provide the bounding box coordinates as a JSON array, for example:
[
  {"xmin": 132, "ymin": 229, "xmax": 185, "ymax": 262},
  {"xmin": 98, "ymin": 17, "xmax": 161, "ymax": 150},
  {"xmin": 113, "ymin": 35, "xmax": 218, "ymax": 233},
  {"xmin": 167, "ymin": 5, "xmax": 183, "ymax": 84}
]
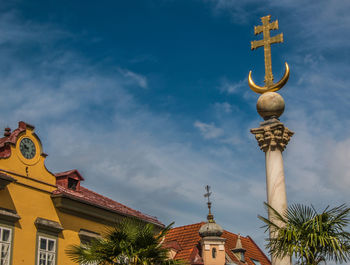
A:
[{"xmin": 1, "ymin": 0, "xmax": 350, "ymax": 258}]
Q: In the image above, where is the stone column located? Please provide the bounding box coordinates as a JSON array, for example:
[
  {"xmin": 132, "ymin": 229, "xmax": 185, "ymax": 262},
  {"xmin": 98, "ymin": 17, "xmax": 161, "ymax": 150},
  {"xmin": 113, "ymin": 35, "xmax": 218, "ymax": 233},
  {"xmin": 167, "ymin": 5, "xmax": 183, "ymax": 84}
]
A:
[{"xmin": 251, "ymin": 92, "xmax": 293, "ymax": 265}]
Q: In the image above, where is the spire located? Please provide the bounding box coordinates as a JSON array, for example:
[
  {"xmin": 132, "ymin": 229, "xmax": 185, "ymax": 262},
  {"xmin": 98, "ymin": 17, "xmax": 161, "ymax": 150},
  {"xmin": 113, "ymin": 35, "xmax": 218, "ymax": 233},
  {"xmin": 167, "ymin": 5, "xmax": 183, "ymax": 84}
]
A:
[
  {"xmin": 235, "ymin": 234, "xmax": 243, "ymax": 249},
  {"xmin": 199, "ymin": 186, "xmax": 223, "ymax": 238},
  {"xmin": 232, "ymin": 234, "xmax": 246, "ymax": 263},
  {"xmin": 199, "ymin": 186, "xmax": 226, "ymax": 265},
  {"xmin": 204, "ymin": 185, "xmax": 215, "ymax": 223}
]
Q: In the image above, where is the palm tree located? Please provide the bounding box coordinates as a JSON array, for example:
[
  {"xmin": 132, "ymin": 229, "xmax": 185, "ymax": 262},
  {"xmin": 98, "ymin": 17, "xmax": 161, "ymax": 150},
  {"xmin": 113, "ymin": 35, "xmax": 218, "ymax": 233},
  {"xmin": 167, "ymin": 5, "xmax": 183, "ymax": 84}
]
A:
[
  {"xmin": 66, "ymin": 218, "xmax": 183, "ymax": 265},
  {"xmin": 258, "ymin": 203, "xmax": 350, "ymax": 265}
]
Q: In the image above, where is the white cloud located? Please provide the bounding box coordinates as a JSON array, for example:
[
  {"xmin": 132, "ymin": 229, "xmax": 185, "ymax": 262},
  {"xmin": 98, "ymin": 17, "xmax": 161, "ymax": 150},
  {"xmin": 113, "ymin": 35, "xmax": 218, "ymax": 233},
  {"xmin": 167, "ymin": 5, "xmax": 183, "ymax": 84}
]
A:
[
  {"xmin": 0, "ymin": 9, "xmax": 268, "ymax": 235},
  {"xmin": 118, "ymin": 68, "xmax": 148, "ymax": 88},
  {"xmin": 213, "ymin": 102, "xmax": 232, "ymax": 113},
  {"xmin": 204, "ymin": 0, "xmax": 350, "ymax": 52},
  {"xmin": 194, "ymin": 121, "xmax": 224, "ymax": 139},
  {"xmin": 219, "ymin": 77, "xmax": 246, "ymax": 94},
  {"xmin": 0, "ymin": 11, "xmax": 69, "ymax": 45},
  {"xmin": 202, "ymin": 0, "xmax": 259, "ymax": 24},
  {"xmin": 201, "ymin": 0, "xmax": 350, "ymax": 252},
  {"xmin": 326, "ymin": 139, "xmax": 350, "ymax": 191},
  {"xmin": 2, "ymin": 1, "xmax": 350, "ymax": 257}
]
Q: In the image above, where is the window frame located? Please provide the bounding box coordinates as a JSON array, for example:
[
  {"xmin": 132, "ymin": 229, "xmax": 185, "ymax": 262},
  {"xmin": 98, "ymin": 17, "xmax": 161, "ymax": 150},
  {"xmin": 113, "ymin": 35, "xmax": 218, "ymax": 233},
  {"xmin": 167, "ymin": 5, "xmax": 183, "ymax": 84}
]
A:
[
  {"xmin": 35, "ymin": 233, "xmax": 58, "ymax": 265},
  {"xmin": 0, "ymin": 224, "xmax": 14, "ymax": 265}
]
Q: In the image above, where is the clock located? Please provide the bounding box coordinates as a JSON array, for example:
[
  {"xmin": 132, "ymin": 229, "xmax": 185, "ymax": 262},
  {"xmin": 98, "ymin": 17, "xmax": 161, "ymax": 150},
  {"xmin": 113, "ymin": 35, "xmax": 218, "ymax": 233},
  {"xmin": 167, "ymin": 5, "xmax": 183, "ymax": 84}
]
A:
[{"xmin": 19, "ymin": 138, "xmax": 36, "ymax": 159}]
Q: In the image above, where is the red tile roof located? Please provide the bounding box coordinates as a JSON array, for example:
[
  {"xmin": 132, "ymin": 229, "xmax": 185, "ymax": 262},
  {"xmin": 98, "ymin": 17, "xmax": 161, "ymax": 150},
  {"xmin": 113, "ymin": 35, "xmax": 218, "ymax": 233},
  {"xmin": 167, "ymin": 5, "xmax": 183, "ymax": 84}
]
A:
[
  {"xmin": 55, "ymin": 169, "xmax": 84, "ymax": 180},
  {"xmin": 52, "ymin": 182, "xmax": 163, "ymax": 227},
  {"xmin": 164, "ymin": 222, "xmax": 271, "ymax": 265}
]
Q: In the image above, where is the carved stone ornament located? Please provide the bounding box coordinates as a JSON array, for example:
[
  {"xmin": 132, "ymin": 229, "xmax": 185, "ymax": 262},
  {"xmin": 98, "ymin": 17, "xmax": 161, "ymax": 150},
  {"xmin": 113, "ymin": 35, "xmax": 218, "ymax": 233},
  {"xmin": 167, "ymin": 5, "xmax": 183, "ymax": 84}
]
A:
[{"xmin": 251, "ymin": 121, "xmax": 294, "ymax": 152}]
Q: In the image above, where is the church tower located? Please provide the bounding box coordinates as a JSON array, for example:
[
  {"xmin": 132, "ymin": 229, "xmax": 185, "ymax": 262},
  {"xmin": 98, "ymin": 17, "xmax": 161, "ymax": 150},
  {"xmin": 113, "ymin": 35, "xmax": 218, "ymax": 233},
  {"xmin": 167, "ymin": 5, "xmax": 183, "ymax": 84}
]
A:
[{"xmin": 198, "ymin": 185, "xmax": 226, "ymax": 265}]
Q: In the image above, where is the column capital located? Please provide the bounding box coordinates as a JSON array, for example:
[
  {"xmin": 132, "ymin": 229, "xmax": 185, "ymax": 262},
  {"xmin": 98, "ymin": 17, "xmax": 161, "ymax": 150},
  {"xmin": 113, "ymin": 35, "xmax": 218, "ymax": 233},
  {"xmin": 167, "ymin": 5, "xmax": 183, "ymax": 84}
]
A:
[{"xmin": 251, "ymin": 120, "xmax": 294, "ymax": 152}]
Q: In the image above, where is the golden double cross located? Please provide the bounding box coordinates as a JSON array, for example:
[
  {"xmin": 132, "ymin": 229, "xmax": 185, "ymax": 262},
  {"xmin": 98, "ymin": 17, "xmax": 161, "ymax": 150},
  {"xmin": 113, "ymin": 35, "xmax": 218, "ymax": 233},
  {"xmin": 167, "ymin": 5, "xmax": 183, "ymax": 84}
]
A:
[
  {"xmin": 251, "ymin": 15, "xmax": 283, "ymax": 87},
  {"xmin": 248, "ymin": 15, "xmax": 289, "ymax": 94}
]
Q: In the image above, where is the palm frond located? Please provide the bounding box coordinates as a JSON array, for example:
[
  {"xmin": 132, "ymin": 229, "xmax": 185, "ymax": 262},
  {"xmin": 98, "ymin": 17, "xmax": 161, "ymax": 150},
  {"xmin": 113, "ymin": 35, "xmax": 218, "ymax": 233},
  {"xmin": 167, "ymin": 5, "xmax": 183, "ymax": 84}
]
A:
[
  {"xmin": 259, "ymin": 203, "xmax": 350, "ymax": 265},
  {"xmin": 67, "ymin": 217, "xmax": 182, "ymax": 265}
]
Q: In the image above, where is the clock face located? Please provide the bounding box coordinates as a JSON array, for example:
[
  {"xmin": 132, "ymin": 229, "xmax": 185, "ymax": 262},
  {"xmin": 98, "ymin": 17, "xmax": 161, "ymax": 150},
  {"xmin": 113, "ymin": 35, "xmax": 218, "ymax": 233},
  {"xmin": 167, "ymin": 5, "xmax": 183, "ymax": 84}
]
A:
[{"xmin": 19, "ymin": 138, "xmax": 36, "ymax": 159}]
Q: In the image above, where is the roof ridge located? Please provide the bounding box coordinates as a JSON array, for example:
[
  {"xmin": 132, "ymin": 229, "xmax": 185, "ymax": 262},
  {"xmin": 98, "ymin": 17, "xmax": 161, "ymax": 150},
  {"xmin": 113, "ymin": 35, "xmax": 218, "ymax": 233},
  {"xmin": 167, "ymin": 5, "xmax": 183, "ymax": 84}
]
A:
[
  {"xmin": 55, "ymin": 169, "xmax": 84, "ymax": 180},
  {"xmin": 172, "ymin": 222, "xmax": 205, "ymax": 229},
  {"xmin": 79, "ymin": 186, "xmax": 142, "ymax": 213},
  {"xmin": 75, "ymin": 186, "xmax": 161, "ymax": 223},
  {"xmin": 53, "ymin": 185, "xmax": 162, "ymax": 225}
]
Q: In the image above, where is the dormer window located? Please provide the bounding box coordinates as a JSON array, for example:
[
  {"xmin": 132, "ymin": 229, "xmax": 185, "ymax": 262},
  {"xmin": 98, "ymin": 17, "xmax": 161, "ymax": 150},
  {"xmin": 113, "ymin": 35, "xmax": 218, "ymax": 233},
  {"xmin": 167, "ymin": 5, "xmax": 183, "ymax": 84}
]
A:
[
  {"xmin": 232, "ymin": 234, "xmax": 246, "ymax": 263},
  {"xmin": 231, "ymin": 249, "xmax": 245, "ymax": 263},
  {"xmin": 55, "ymin": 169, "xmax": 84, "ymax": 191},
  {"xmin": 68, "ymin": 178, "xmax": 78, "ymax": 190}
]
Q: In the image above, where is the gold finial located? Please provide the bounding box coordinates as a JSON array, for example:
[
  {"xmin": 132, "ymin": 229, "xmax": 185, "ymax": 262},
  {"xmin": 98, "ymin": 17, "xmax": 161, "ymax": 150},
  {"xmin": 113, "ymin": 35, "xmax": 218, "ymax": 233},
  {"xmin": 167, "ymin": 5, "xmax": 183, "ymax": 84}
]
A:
[
  {"xmin": 248, "ymin": 15, "xmax": 290, "ymax": 94},
  {"xmin": 204, "ymin": 185, "xmax": 215, "ymax": 223}
]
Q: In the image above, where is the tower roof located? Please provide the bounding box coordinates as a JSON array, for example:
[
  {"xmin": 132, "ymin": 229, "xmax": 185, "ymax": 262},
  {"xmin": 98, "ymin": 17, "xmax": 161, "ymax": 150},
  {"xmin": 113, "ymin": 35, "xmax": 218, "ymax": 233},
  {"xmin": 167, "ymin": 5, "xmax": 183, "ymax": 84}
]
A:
[
  {"xmin": 199, "ymin": 185, "xmax": 223, "ymax": 238},
  {"xmin": 198, "ymin": 221, "xmax": 223, "ymax": 238}
]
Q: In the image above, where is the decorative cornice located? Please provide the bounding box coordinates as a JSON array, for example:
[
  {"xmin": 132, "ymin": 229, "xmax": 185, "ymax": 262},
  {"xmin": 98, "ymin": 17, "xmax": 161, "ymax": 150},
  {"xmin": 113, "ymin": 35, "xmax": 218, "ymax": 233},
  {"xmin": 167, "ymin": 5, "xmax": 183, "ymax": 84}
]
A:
[
  {"xmin": 35, "ymin": 217, "xmax": 63, "ymax": 234},
  {"xmin": 200, "ymin": 236, "xmax": 226, "ymax": 245},
  {"xmin": 78, "ymin": 229, "xmax": 101, "ymax": 242},
  {"xmin": 251, "ymin": 121, "xmax": 294, "ymax": 152},
  {"xmin": 0, "ymin": 207, "xmax": 21, "ymax": 223}
]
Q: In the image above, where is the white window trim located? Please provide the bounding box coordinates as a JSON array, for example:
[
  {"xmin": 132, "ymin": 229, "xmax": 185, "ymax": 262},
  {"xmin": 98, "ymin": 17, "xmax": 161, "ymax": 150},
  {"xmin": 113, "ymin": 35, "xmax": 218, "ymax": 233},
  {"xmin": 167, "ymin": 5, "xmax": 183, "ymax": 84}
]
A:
[
  {"xmin": 37, "ymin": 236, "xmax": 57, "ymax": 265},
  {"xmin": 0, "ymin": 226, "xmax": 12, "ymax": 265}
]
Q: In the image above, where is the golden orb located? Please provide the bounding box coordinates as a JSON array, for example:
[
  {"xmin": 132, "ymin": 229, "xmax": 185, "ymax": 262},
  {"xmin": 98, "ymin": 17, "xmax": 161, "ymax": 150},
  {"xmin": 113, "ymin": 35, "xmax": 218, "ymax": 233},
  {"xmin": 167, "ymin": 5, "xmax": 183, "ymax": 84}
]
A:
[{"xmin": 256, "ymin": 92, "xmax": 285, "ymax": 120}]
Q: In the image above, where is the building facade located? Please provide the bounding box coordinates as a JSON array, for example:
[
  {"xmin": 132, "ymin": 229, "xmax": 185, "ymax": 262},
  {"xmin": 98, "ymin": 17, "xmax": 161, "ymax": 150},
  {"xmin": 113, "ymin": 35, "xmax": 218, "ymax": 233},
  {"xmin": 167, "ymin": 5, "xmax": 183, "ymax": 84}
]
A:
[
  {"xmin": 0, "ymin": 121, "xmax": 163, "ymax": 265},
  {"xmin": 164, "ymin": 215, "xmax": 271, "ymax": 265}
]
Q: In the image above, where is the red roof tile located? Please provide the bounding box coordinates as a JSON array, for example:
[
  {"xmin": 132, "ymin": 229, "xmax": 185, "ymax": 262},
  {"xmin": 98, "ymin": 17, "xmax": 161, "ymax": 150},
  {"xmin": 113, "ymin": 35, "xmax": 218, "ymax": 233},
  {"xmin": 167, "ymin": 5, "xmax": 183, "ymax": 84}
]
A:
[
  {"xmin": 164, "ymin": 223, "xmax": 271, "ymax": 265},
  {"xmin": 52, "ymin": 184, "xmax": 163, "ymax": 227},
  {"xmin": 55, "ymin": 169, "xmax": 84, "ymax": 180},
  {"xmin": 163, "ymin": 240, "xmax": 182, "ymax": 251}
]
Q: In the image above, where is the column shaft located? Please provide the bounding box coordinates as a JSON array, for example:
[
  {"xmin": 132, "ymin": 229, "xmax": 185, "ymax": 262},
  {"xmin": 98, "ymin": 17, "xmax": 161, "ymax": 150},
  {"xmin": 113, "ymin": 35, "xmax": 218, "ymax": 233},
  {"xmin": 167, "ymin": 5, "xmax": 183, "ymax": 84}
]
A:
[
  {"xmin": 251, "ymin": 121, "xmax": 293, "ymax": 265},
  {"xmin": 265, "ymin": 149, "xmax": 290, "ymax": 265}
]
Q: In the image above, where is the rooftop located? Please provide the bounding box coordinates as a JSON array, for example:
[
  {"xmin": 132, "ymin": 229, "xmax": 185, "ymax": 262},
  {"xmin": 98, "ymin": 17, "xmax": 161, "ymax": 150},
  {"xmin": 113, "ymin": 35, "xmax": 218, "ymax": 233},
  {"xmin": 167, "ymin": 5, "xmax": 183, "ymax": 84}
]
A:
[
  {"xmin": 0, "ymin": 121, "xmax": 163, "ymax": 227},
  {"xmin": 164, "ymin": 222, "xmax": 270, "ymax": 265}
]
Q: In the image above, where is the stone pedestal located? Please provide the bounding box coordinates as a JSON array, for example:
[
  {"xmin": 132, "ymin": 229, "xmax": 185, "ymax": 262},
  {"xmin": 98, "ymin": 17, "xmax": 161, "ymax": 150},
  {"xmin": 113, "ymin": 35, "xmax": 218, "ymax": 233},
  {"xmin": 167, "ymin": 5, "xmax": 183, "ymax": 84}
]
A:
[{"xmin": 251, "ymin": 119, "xmax": 293, "ymax": 265}]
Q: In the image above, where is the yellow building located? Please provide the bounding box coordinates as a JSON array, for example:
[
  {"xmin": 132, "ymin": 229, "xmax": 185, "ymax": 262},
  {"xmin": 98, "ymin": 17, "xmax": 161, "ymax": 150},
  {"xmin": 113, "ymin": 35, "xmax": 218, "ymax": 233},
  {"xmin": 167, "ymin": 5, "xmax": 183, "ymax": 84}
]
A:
[{"xmin": 0, "ymin": 121, "xmax": 164, "ymax": 265}]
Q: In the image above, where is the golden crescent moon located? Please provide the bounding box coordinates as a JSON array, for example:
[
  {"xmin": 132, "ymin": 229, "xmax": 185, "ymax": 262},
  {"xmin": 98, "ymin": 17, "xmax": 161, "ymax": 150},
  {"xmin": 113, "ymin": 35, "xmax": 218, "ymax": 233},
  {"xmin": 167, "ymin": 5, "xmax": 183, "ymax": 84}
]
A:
[{"xmin": 248, "ymin": 62, "xmax": 290, "ymax": 94}]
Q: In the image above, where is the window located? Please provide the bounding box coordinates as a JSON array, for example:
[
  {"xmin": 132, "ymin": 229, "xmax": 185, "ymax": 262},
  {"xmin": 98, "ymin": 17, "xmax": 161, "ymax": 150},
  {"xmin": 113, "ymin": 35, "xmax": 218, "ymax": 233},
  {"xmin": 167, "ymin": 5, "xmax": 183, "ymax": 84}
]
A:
[
  {"xmin": 0, "ymin": 226, "xmax": 12, "ymax": 265},
  {"xmin": 68, "ymin": 178, "xmax": 78, "ymax": 190},
  {"xmin": 79, "ymin": 242, "xmax": 98, "ymax": 265},
  {"xmin": 251, "ymin": 258, "xmax": 262, "ymax": 265},
  {"xmin": 79, "ymin": 229, "xmax": 100, "ymax": 265},
  {"xmin": 37, "ymin": 236, "xmax": 56, "ymax": 265},
  {"xmin": 212, "ymin": 247, "xmax": 217, "ymax": 258}
]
